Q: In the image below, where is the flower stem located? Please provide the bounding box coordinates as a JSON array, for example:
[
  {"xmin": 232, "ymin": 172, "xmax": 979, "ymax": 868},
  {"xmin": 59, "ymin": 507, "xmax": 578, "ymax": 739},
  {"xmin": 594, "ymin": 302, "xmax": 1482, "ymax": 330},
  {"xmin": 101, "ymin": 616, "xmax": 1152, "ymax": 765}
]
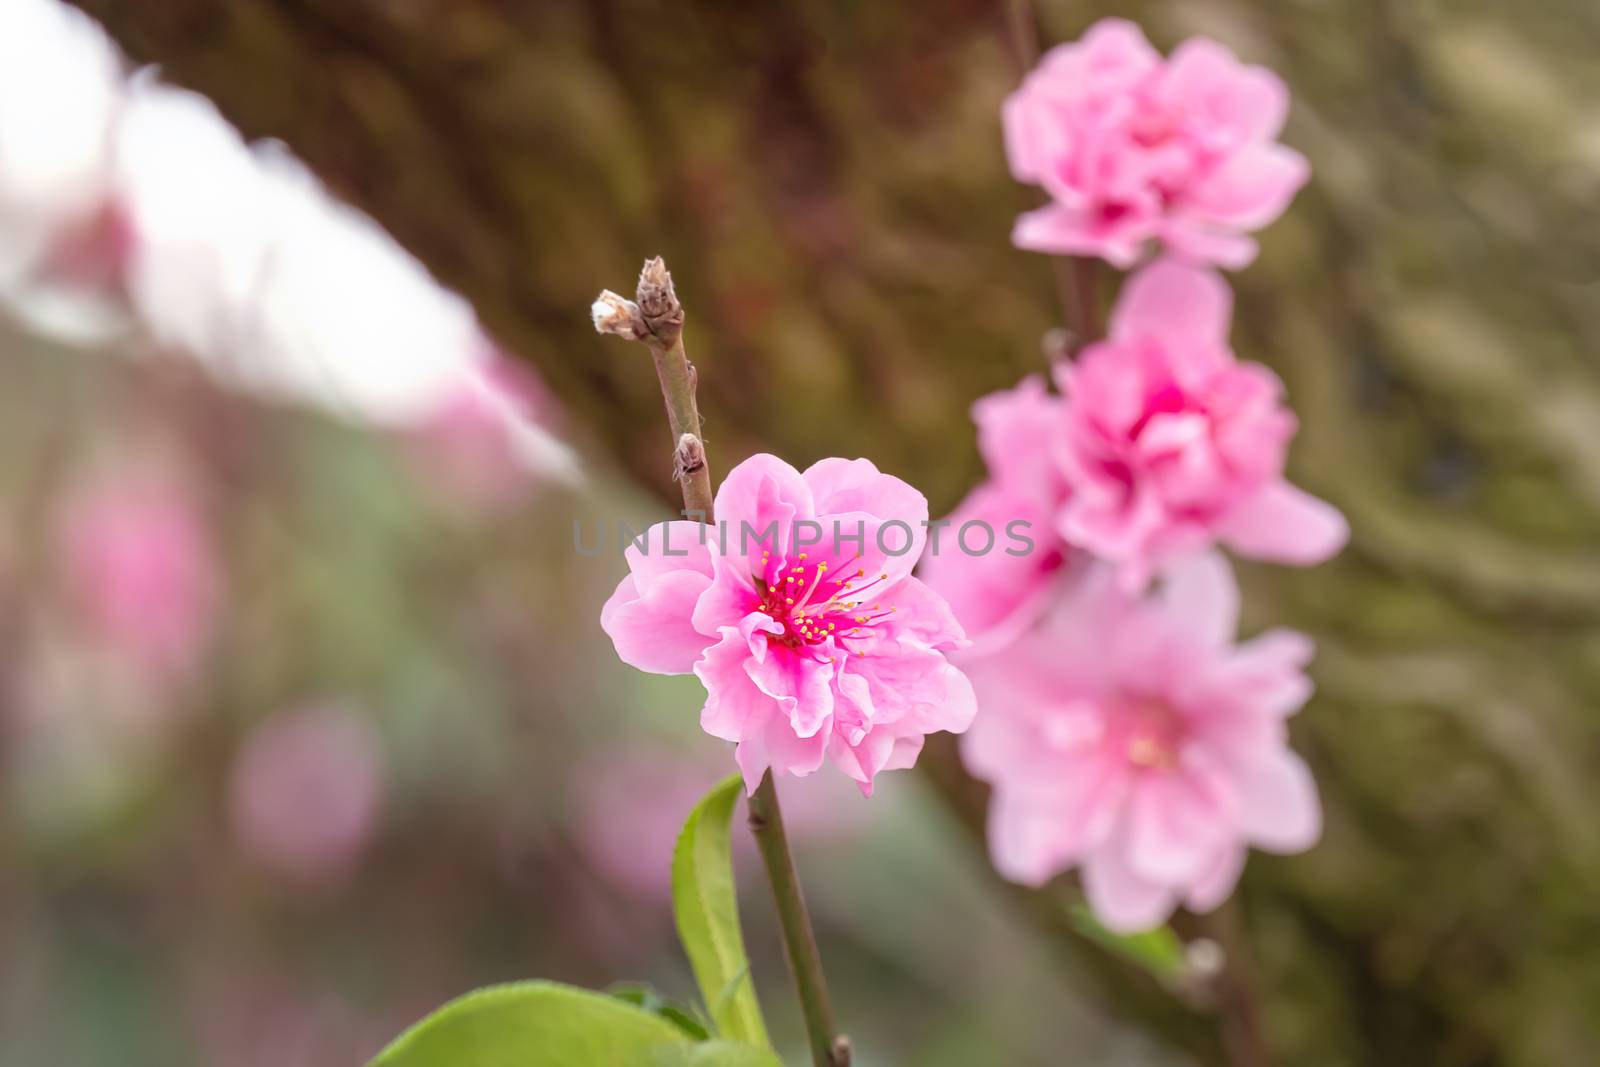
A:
[
  {"xmin": 1201, "ymin": 901, "xmax": 1274, "ymax": 1067},
  {"xmin": 615, "ymin": 256, "xmax": 847, "ymax": 1067},
  {"xmin": 1002, "ymin": 0, "xmax": 1101, "ymax": 352},
  {"xmin": 748, "ymin": 772, "xmax": 850, "ymax": 1067}
]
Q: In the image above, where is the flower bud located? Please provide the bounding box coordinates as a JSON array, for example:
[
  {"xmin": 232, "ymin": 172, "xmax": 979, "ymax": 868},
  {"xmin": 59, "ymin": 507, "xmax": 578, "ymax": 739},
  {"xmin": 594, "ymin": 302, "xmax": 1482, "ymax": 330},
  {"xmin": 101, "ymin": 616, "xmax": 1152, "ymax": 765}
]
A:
[{"xmin": 590, "ymin": 288, "xmax": 643, "ymax": 339}]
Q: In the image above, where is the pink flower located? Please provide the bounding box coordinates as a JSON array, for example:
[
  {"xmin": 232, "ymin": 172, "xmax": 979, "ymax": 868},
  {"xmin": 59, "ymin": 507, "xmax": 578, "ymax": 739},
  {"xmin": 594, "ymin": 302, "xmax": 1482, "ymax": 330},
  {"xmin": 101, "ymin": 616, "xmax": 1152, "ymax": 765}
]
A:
[
  {"xmin": 962, "ymin": 552, "xmax": 1321, "ymax": 932},
  {"xmin": 1054, "ymin": 258, "xmax": 1346, "ymax": 588},
  {"xmin": 917, "ymin": 376, "xmax": 1077, "ymax": 650},
  {"xmin": 59, "ymin": 474, "xmax": 220, "ymax": 678},
  {"xmin": 1004, "ymin": 18, "xmax": 1309, "ymax": 269},
  {"xmin": 229, "ymin": 701, "xmax": 386, "ymax": 890},
  {"xmin": 601, "ymin": 454, "xmax": 977, "ymax": 795}
]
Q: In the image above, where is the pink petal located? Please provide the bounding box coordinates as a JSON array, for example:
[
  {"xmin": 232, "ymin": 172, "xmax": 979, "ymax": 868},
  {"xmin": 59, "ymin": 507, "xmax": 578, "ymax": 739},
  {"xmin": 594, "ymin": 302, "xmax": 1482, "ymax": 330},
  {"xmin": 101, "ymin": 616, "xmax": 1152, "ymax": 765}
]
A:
[
  {"xmin": 972, "ymin": 376, "xmax": 1067, "ymax": 500},
  {"xmin": 762, "ymin": 713, "xmax": 830, "ymax": 785},
  {"xmin": 691, "ymin": 566, "xmax": 760, "ymax": 638},
  {"xmin": 1183, "ymin": 143, "xmax": 1309, "ymax": 230},
  {"xmin": 599, "ymin": 521, "xmax": 715, "ymax": 674},
  {"xmin": 1077, "ymin": 19, "xmax": 1161, "ymax": 82},
  {"xmin": 1157, "ymin": 550, "xmax": 1239, "ymax": 649},
  {"xmin": 600, "ymin": 570, "xmax": 714, "ymax": 675},
  {"xmin": 918, "ymin": 486, "xmax": 1064, "ymax": 651},
  {"xmin": 1159, "ymin": 223, "xmax": 1260, "ymax": 270},
  {"xmin": 1012, "ymin": 202, "xmax": 1149, "ymax": 268},
  {"xmin": 1183, "ymin": 843, "xmax": 1246, "ymax": 914},
  {"xmin": 695, "ymin": 627, "xmax": 772, "ymax": 742},
  {"xmin": 712, "ymin": 452, "xmax": 814, "ymax": 574},
  {"xmin": 987, "ymin": 788, "xmax": 1079, "ymax": 886},
  {"xmin": 1161, "ymin": 39, "xmax": 1290, "ymax": 139},
  {"xmin": 1218, "ymin": 628, "xmax": 1316, "ymax": 718},
  {"xmin": 1108, "ymin": 257, "xmax": 1233, "ymax": 349},
  {"xmin": 620, "ymin": 519, "xmax": 714, "ymax": 581},
  {"xmin": 1082, "ymin": 836, "xmax": 1178, "ymax": 933},
  {"xmin": 801, "ymin": 456, "xmax": 929, "ymax": 582},
  {"xmin": 848, "ymin": 644, "xmax": 977, "ymax": 737},
  {"xmin": 876, "ymin": 574, "xmax": 968, "ymax": 652},
  {"xmin": 1218, "ymin": 481, "xmax": 1348, "ymax": 565},
  {"xmin": 746, "ymin": 643, "xmax": 836, "ymax": 739},
  {"xmin": 1002, "ymin": 90, "xmax": 1070, "ymax": 187},
  {"xmin": 1126, "ymin": 773, "xmax": 1228, "ymax": 884},
  {"xmin": 1238, "ymin": 748, "xmax": 1322, "ymax": 853}
]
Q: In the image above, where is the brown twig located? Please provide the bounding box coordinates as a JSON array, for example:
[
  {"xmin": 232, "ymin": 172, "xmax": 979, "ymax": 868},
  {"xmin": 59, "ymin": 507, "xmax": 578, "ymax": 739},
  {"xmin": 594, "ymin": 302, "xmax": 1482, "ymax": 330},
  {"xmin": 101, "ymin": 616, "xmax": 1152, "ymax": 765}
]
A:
[{"xmin": 594, "ymin": 257, "xmax": 847, "ymax": 1067}]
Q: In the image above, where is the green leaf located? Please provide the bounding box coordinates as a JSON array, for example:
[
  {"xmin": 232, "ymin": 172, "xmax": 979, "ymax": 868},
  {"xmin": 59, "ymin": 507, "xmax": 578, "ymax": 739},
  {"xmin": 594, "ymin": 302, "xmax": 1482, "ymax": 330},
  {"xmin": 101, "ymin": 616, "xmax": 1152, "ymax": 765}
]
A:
[
  {"xmin": 608, "ymin": 982, "xmax": 712, "ymax": 1041},
  {"xmin": 672, "ymin": 1041, "xmax": 784, "ymax": 1066},
  {"xmin": 1068, "ymin": 903, "xmax": 1186, "ymax": 981},
  {"xmin": 365, "ymin": 980, "xmax": 696, "ymax": 1067},
  {"xmin": 672, "ymin": 774, "xmax": 770, "ymax": 1047}
]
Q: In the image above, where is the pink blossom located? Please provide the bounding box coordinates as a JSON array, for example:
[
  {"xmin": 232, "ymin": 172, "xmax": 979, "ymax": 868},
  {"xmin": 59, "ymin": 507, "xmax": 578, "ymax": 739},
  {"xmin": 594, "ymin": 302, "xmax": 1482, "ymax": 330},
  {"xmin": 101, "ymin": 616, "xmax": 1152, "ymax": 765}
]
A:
[
  {"xmin": 962, "ymin": 552, "xmax": 1321, "ymax": 932},
  {"xmin": 1004, "ymin": 18, "xmax": 1309, "ymax": 269},
  {"xmin": 917, "ymin": 376, "xmax": 1077, "ymax": 650},
  {"xmin": 229, "ymin": 701, "xmax": 386, "ymax": 890},
  {"xmin": 601, "ymin": 454, "xmax": 977, "ymax": 795},
  {"xmin": 59, "ymin": 474, "xmax": 220, "ymax": 679},
  {"xmin": 1054, "ymin": 258, "xmax": 1345, "ymax": 588}
]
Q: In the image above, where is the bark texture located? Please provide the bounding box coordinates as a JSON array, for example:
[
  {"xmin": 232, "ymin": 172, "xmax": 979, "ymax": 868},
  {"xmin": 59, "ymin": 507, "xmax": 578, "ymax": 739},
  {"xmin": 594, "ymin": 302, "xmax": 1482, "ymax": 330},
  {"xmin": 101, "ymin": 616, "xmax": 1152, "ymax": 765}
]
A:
[{"xmin": 70, "ymin": 1, "xmax": 1600, "ymax": 1063}]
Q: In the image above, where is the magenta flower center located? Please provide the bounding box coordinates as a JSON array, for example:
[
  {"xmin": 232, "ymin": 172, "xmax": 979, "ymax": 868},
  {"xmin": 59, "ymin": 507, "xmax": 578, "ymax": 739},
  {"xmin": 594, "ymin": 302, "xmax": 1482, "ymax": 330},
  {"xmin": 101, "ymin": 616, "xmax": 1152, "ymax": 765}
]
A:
[{"xmin": 752, "ymin": 551, "xmax": 894, "ymax": 658}]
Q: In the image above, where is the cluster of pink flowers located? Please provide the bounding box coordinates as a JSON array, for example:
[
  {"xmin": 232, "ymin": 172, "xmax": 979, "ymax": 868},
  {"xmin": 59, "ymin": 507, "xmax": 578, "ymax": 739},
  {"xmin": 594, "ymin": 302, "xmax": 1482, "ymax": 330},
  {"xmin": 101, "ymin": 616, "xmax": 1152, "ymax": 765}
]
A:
[
  {"xmin": 595, "ymin": 18, "xmax": 1339, "ymax": 931},
  {"xmin": 925, "ymin": 20, "xmax": 1343, "ymax": 931}
]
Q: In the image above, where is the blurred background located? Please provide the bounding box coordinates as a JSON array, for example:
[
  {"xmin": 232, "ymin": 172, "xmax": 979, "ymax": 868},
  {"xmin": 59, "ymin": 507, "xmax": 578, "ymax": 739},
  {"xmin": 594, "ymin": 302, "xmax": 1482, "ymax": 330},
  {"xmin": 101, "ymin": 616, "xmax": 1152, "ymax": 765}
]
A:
[{"xmin": 4, "ymin": 1, "xmax": 1600, "ymax": 1064}]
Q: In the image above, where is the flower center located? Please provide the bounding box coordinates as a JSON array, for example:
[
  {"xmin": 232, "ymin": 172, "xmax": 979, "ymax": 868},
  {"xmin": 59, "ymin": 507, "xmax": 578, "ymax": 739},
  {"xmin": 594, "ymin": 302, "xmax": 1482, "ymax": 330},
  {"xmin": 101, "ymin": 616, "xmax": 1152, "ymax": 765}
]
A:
[
  {"xmin": 752, "ymin": 551, "xmax": 894, "ymax": 659},
  {"xmin": 1123, "ymin": 697, "xmax": 1183, "ymax": 771}
]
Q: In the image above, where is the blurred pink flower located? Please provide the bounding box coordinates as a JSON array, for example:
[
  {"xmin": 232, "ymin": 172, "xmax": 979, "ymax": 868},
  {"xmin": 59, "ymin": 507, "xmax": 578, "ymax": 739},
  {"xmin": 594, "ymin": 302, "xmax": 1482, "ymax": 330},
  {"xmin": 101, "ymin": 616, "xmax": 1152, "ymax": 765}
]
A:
[
  {"xmin": 601, "ymin": 454, "xmax": 976, "ymax": 795},
  {"xmin": 573, "ymin": 750, "xmax": 731, "ymax": 899},
  {"xmin": 406, "ymin": 357, "xmax": 565, "ymax": 513},
  {"xmin": 229, "ymin": 701, "xmax": 385, "ymax": 889},
  {"xmin": 962, "ymin": 552, "xmax": 1321, "ymax": 932},
  {"xmin": 1054, "ymin": 258, "xmax": 1345, "ymax": 588},
  {"xmin": 1005, "ymin": 18, "xmax": 1308, "ymax": 269},
  {"xmin": 917, "ymin": 376, "xmax": 1076, "ymax": 650},
  {"xmin": 59, "ymin": 474, "xmax": 219, "ymax": 679},
  {"xmin": 573, "ymin": 746, "xmax": 878, "ymax": 900}
]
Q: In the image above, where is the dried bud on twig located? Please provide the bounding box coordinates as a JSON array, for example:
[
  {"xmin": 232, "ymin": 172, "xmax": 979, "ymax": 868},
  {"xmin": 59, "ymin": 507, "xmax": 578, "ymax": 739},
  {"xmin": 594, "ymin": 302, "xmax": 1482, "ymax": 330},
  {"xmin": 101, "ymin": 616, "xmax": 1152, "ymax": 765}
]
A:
[
  {"xmin": 590, "ymin": 289, "xmax": 644, "ymax": 339},
  {"xmin": 671, "ymin": 432, "xmax": 707, "ymax": 485},
  {"xmin": 636, "ymin": 255, "xmax": 684, "ymax": 343}
]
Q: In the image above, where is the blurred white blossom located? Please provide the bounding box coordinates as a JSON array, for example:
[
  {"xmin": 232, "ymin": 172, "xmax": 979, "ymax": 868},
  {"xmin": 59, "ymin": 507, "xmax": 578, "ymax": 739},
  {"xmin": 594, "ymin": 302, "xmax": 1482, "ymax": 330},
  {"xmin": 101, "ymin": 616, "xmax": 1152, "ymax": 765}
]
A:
[{"xmin": 0, "ymin": 0, "xmax": 578, "ymax": 482}]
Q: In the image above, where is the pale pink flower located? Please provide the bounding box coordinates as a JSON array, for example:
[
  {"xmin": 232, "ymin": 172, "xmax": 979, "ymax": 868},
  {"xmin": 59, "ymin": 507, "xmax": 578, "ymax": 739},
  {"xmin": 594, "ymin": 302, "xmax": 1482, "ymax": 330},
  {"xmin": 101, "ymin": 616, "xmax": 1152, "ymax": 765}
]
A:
[
  {"xmin": 59, "ymin": 474, "xmax": 220, "ymax": 679},
  {"xmin": 918, "ymin": 375, "xmax": 1077, "ymax": 650},
  {"xmin": 229, "ymin": 701, "xmax": 386, "ymax": 890},
  {"xmin": 1005, "ymin": 18, "xmax": 1309, "ymax": 269},
  {"xmin": 601, "ymin": 454, "xmax": 976, "ymax": 795},
  {"xmin": 1055, "ymin": 258, "xmax": 1345, "ymax": 588},
  {"xmin": 962, "ymin": 552, "xmax": 1321, "ymax": 932}
]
